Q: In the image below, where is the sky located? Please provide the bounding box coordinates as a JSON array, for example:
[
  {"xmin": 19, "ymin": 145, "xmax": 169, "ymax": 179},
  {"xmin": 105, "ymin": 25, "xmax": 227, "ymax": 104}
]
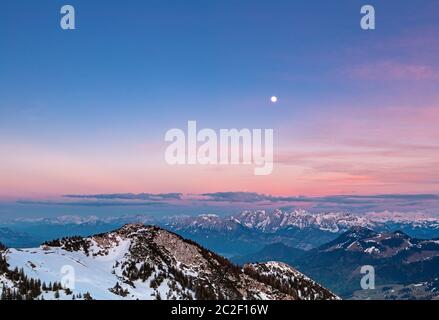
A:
[{"xmin": 1, "ymin": 0, "xmax": 439, "ymax": 209}]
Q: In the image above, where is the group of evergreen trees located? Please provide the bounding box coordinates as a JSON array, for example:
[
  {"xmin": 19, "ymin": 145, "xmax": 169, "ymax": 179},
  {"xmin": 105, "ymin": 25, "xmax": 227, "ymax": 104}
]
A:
[
  {"xmin": 149, "ymin": 272, "xmax": 165, "ymax": 289},
  {"xmin": 41, "ymin": 281, "xmax": 63, "ymax": 292},
  {"xmin": 43, "ymin": 236, "xmax": 90, "ymax": 255},
  {"xmin": 0, "ymin": 248, "xmax": 69, "ymax": 300},
  {"xmin": 1, "ymin": 288, "xmax": 24, "ymax": 300},
  {"xmin": 71, "ymin": 292, "xmax": 83, "ymax": 300},
  {"xmin": 243, "ymin": 264, "xmax": 335, "ymax": 300},
  {"xmin": 168, "ymin": 265, "xmax": 222, "ymax": 300},
  {"xmin": 110, "ymin": 282, "xmax": 129, "ymax": 297},
  {"xmin": 0, "ymin": 254, "xmax": 8, "ymax": 274},
  {"xmin": 83, "ymin": 292, "xmax": 93, "ymax": 300},
  {"xmin": 121, "ymin": 261, "xmax": 154, "ymax": 282},
  {"xmin": 1, "ymin": 267, "xmax": 42, "ymax": 300},
  {"xmin": 243, "ymin": 265, "xmax": 300, "ymax": 299}
]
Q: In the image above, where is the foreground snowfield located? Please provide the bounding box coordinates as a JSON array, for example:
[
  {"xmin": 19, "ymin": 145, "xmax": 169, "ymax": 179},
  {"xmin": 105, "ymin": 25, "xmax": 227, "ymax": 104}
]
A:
[
  {"xmin": 6, "ymin": 238, "xmax": 136, "ymax": 300},
  {"xmin": 1, "ymin": 224, "xmax": 339, "ymax": 300}
]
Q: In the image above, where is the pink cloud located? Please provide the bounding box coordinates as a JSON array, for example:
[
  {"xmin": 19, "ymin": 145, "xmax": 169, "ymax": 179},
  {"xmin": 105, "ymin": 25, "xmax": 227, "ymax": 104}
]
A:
[
  {"xmin": 272, "ymin": 101, "xmax": 439, "ymax": 195},
  {"xmin": 349, "ymin": 61, "xmax": 439, "ymax": 81}
]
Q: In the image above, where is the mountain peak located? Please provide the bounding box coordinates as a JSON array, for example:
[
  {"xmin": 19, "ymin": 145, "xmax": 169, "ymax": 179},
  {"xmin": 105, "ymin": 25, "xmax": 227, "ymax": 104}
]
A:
[{"xmin": 116, "ymin": 223, "xmax": 149, "ymax": 234}]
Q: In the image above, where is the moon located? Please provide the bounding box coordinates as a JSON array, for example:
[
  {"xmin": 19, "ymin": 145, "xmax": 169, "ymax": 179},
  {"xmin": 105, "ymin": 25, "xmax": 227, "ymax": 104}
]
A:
[{"xmin": 270, "ymin": 96, "xmax": 278, "ymax": 103}]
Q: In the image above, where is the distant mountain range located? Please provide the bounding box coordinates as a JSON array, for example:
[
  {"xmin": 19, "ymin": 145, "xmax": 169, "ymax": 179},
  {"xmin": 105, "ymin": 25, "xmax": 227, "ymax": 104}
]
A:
[
  {"xmin": 3, "ymin": 209, "xmax": 439, "ymax": 257},
  {"xmin": 233, "ymin": 227, "xmax": 439, "ymax": 299},
  {"xmin": 162, "ymin": 210, "xmax": 439, "ymax": 255},
  {"xmin": 0, "ymin": 224, "xmax": 338, "ymax": 300}
]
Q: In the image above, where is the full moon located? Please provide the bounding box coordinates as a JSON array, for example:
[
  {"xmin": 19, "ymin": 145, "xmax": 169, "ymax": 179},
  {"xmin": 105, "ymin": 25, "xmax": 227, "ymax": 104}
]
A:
[{"xmin": 270, "ymin": 96, "xmax": 278, "ymax": 103}]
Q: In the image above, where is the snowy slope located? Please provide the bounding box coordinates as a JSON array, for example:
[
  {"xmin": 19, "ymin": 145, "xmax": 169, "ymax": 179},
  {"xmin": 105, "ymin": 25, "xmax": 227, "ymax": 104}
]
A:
[
  {"xmin": 6, "ymin": 238, "xmax": 133, "ymax": 300},
  {"xmin": 164, "ymin": 209, "xmax": 439, "ymax": 235}
]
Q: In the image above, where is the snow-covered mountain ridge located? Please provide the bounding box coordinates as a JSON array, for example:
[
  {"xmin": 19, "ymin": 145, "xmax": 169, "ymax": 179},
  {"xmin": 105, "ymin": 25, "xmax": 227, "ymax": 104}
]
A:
[
  {"xmin": 166, "ymin": 209, "xmax": 439, "ymax": 234},
  {"xmin": 10, "ymin": 210, "xmax": 439, "ymax": 234},
  {"xmin": 232, "ymin": 210, "xmax": 372, "ymax": 233},
  {"xmin": 0, "ymin": 224, "xmax": 338, "ymax": 300}
]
